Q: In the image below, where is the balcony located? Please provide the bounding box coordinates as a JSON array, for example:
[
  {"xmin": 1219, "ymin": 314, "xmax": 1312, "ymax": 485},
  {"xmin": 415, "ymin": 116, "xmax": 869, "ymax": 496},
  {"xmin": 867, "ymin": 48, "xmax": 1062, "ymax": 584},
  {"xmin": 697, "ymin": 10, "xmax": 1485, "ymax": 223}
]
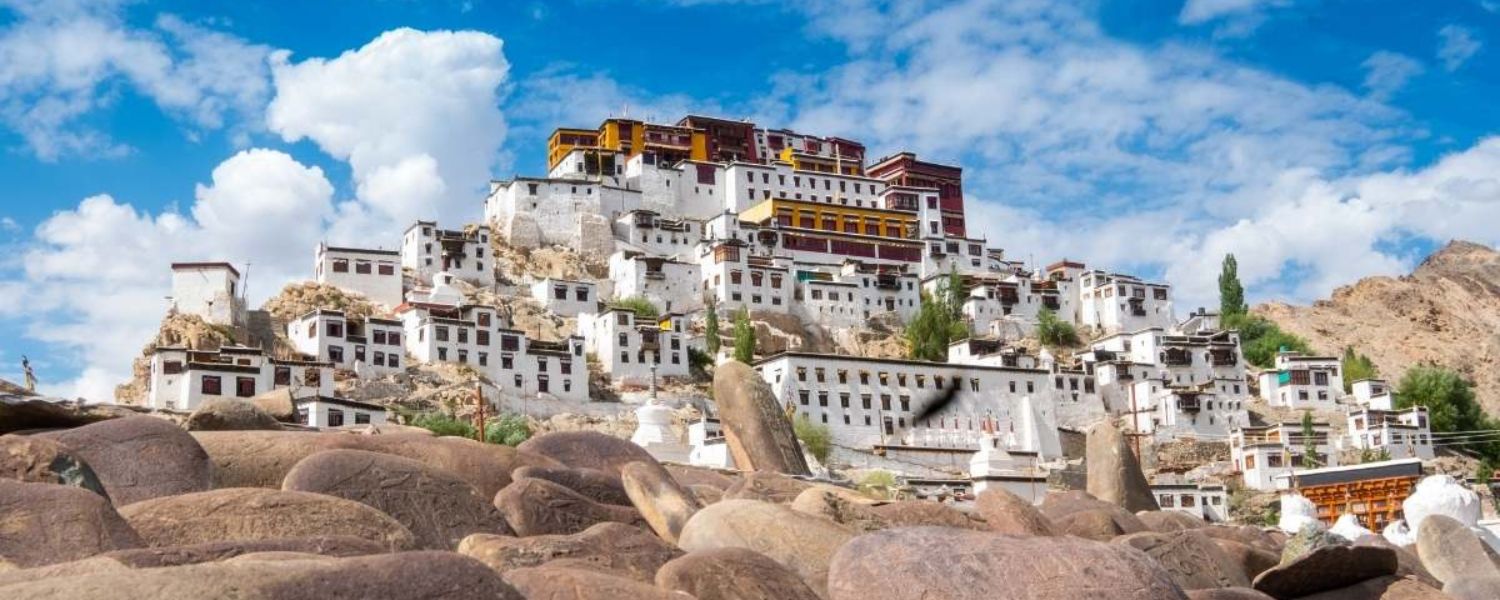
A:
[
  {"xmin": 644, "ymin": 271, "xmax": 666, "ymax": 280},
  {"xmin": 1178, "ymin": 394, "xmax": 1202, "ymax": 412}
]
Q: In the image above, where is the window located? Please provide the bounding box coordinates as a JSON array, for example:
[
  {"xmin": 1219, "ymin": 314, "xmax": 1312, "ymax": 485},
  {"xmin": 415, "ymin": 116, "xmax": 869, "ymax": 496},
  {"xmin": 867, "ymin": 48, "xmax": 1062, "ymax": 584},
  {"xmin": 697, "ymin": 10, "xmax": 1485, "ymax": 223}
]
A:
[
  {"xmin": 538, "ymin": 375, "xmax": 550, "ymax": 392},
  {"xmin": 389, "ymin": 332, "xmax": 401, "ymax": 346},
  {"xmin": 327, "ymin": 409, "xmax": 344, "ymax": 427},
  {"xmin": 840, "ymin": 393, "xmax": 850, "ymax": 408},
  {"xmin": 575, "ymin": 287, "xmax": 589, "ymax": 301},
  {"xmin": 818, "ymin": 392, "xmax": 829, "ymax": 407},
  {"xmin": 373, "ymin": 330, "xmax": 387, "ymax": 345},
  {"xmin": 355, "ymin": 412, "xmax": 371, "ymax": 425},
  {"xmin": 327, "ymin": 321, "xmax": 344, "ymax": 338},
  {"xmin": 478, "ymin": 352, "xmax": 488, "ymax": 367},
  {"xmin": 436, "ymin": 327, "xmax": 449, "ymax": 342},
  {"xmin": 355, "ymin": 346, "xmax": 366, "ymax": 364},
  {"xmin": 332, "ymin": 259, "xmax": 349, "ymax": 273},
  {"xmin": 378, "ymin": 263, "xmax": 395, "ymax": 275},
  {"xmin": 373, "ymin": 352, "xmax": 385, "ymax": 366},
  {"xmin": 799, "ymin": 390, "xmax": 810, "ymax": 405},
  {"xmin": 201, "ymin": 375, "xmax": 222, "ymax": 395},
  {"xmin": 881, "ymin": 394, "xmax": 892, "ymax": 411},
  {"xmin": 560, "ymin": 359, "xmax": 572, "ymax": 375},
  {"xmin": 477, "ymin": 330, "xmax": 490, "ymax": 346},
  {"xmin": 274, "ymin": 366, "xmax": 291, "ymax": 385},
  {"xmin": 458, "ymin": 329, "xmax": 468, "ymax": 344},
  {"xmin": 329, "ymin": 346, "xmax": 344, "ymax": 363},
  {"xmin": 437, "ymin": 348, "xmax": 447, "ymax": 361},
  {"xmin": 163, "ymin": 360, "xmax": 184, "ymax": 375},
  {"xmin": 477, "ymin": 312, "xmax": 492, "ymax": 327},
  {"xmin": 355, "ymin": 261, "xmax": 372, "ymax": 274},
  {"xmin": 862, "ymin": 394, "xmax": 872, "ymax": 410},
  {"xmin": 501, "ymin": 355, "xmax": 513, "ymax": 369}
]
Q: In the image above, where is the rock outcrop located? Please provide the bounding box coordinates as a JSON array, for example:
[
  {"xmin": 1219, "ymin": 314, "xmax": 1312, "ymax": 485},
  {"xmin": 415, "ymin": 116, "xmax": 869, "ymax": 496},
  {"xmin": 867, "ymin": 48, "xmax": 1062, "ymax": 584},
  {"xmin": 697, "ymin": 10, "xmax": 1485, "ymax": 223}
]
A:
[{"xmin": 713, "ymin": 361, "xmax": 810, "ymax": 475}]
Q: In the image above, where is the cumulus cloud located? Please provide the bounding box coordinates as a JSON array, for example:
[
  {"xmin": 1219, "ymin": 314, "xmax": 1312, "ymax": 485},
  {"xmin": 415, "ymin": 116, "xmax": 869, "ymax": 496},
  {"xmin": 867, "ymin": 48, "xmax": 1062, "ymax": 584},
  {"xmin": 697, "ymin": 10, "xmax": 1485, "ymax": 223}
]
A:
[
  {"xmin": 1361, "ymin": 51, "xmax": 1424, "ymax": 101},
  {"xmin": 1177, "ymin": 0, "xmax": 1290, "ymax": 36},
  {"xmin": 0, "ymin": 1, "xmax": 273, "ymax": 159},
  {"xmin": 1437, "ymin": 25, "xmax": 1481, "ymax": 71},
  {"xmin": 267, "ymin": 28, "xmax": 509, "ymax": 237},
  {"xmin": 4, "ymin": 149, "xmax": 332, "ymax": 401}
]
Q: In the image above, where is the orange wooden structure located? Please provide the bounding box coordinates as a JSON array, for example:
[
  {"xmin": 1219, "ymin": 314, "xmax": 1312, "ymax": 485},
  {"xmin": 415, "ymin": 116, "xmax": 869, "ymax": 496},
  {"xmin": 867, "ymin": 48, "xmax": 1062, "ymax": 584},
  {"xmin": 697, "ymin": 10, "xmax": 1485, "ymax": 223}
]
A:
[{"xmin": 1288, "ymin": 459, "xmax": 1423, "ymax": 530}]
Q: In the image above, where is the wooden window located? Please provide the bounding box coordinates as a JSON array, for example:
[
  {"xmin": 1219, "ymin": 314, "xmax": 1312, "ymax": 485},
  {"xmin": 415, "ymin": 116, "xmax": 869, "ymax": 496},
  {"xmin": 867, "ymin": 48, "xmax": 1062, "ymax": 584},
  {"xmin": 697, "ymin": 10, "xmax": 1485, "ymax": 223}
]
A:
[
  {"xmin": 236, "ymin": 376, "xmax": 255, "ymax": 398},
  {"xmin": 327, "ymin": 321, "xmax": 344, "ymax": 338},
  {"xmin": 355, "ymin": 261, "xmax": 372, "ymax": 274},
  {"xmin": 163, "ymin": 360, "xmax": 183, "ymax": 375},
  {"xmin": 332, "ymin": 259, "xmax": 349, "ymax": 273},
  {"xmin": 274, "ymin": 366, "xmax": 291, "ymax": 386},
  {"xmin": 378, "ymin": 263, "xmax": 395, "ymax": 275},
  {"xmin": 388, "ymin": 332, "xmax": 400, "ymax": 346},
  {"xmin": 327, "ymin": 409, "xmax": 344, "ymax": 427},
  {"xmin": 202, "ymin": 375, "xmax": 222, "ymax": 395},
  {"xmin": 355, "ymin": 413, "xmax": 371, "ymax": 425}
]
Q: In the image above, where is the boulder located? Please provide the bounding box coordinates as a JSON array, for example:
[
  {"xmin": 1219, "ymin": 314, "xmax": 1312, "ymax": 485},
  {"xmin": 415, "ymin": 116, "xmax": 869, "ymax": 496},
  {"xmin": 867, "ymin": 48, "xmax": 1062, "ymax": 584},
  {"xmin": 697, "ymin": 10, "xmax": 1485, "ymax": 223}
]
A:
[
  {"xmin": 712, "ymin": 361, "xmax": 810, "ymax": 475},
  {"xmin": 1278, "ymin": 525, "xmax": 1344, "ymax": 564},
  {"xmin": 185, "ymin": 398, "xmax": 282, "ymax": 431},
  {"xmin": 0, "ymin": 435, "xmax": 108, "ymax": 497},
  {"xmin": 0, "ymin": 395, "xmax": 138, "ymax": 434},
  {"xmin": 1185, "ymin": 590, "xmax": 1275, "ymax": 600},
  {"xmin": 39, "ymin": 416, "xmax": 211, "ymax": 505},
  {"xmin": 0, "ymin": 480, "xmax": 142, "ymax": 568},
  {"xmin": 827, "ymin": 526, "xmax": 1187, "ymax": 600},
  {"xmin": 1211, "ymin": 538, "xmax": 1279, "ymax": 580},
  {"xmin": 1055, "ymin": 508, "xmax": 1143, "ymax": 540},
  {"xmin": 0, "ymin": 557, "xmax": 132, "ymax": 587},
  {"xmin": 249, "ymin": 388, "xmax": 298, "ymax": 422},
  {"xmin": 100, "ymin": 536, "xmax": 387, "ymax": 568},
  {"xmin": 1198, "ymin": 525, "xmax": 1283, "ymax": 554},
  {"xmin": 723, "ymin": 471, "xmax": 814, "ymax": 503},
  {"xmin": 665, "ymin": 464, "xmax": 737, "ymax": 490},
  {"xmin": 1446, "ymin": 575, "xmax": 1500, "ymax": 600},
  {"xmin": 975, "ymin": 487, "xmax": 1056, "ymax": 536},
  {"xmin": 656, "ymin": 547, "xmax": 821, "ymax": 600},
  {"xmin": 1297, "ymin": 575, "xmax": 1449, "ymax": 599},
  {"xmin": 692, "ymin": 484, "xmax": 724, "ymax": 505},
  {"xmin": 622, "ymin": 461, "xmax": 702, "ymax": 544},
  {"xmin": 1085, "ymin": 421, "xmax": 1158, "ymax": 512},
  {"xmin": 283, "ymin": 449, "xmax": 512, "ymax": 550},
  {"xmin": 1113, "ymin": 530, "xmax": 1251, "ymax": 590},
  {"xmin": 790, "ymin": 486, "xmax": 889, "ymax": 532},
  {"xmin": 494, "ymin": 477, "xmax": 645, "ymax": 537},
  {"xmin": 0, "ymin": 550, "xmax": 523, "ymax": 599},
  {"xmin": 1251, "ymin": 543, "xmax": 1398, "ymax": 599},
  {"xmin": 1138, "ymin": 510, "xmax": 1208, "ymax": 532},
  {"xmin": 517, "ymin": 431, "xmax": 662, "ymax": 480},
  {"xmin": 870, "ymin": 500, "xmax": 986, "ymax": 529},
  {"xmin": 503, "ymin": 565, "xmax": 691, "ymax": 600},
  {"xmin": 118, "ymin": 487, "xmax": 416, "ymax": 550},
  {"xmin": 678, "ymin": 499, "xmax": 855, "ymax": 598},
  {"xmin": 1040, "ymin": 490, "xmax": 1149, "ymax": 534},
  {"xmin": 1415, "ymin": 513, "xmax": 1499, "ymax": 584},
  {"xmin": 1355, "ymin": 535, "xmax": 1440, "ymax": 587},
  {"xmin": 514, "ymin": 465, "xmax": 632, "ymax": 506},
  {"xmin": 459, "ymin": 522, "xmax": 680, "ymax": 583}
]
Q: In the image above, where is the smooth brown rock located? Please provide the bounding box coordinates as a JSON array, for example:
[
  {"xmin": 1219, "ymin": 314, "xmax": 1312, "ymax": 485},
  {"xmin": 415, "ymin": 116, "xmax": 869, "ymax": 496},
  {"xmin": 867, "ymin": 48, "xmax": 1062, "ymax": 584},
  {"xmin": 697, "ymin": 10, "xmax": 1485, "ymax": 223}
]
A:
[
  {"xmin": 1198, "ymin": 525, "xmax": 1282, "ymax": 554},
  {"xmin": 1212, "ymin": 538, "xmax": 1279, "ymax": 580},
  {"xmin": 1185, "ymin": 589, "xmax": 1275, "ymax": 600},
  {"xmin": 1415, "ymin": 514, "xmax": 1499, "ymax": 585},
  {"xmin": 1056, "ymin": 508, "xmax": 1143, "ymax": 540},
  {"xmin": 789, "ymin": 486, "xmax": 889, "ymax": 532},
  {"xmin": 1085, "ymin": 420, "xmax": 1158, "ymax": 512},
  {"xmin": 495, "ymin": 477, "xmax": 645, "ymax": 537},
  {"xmin": 101, "ymin": 536, "xmax": 387, "ymax": 567},
  {"xmin": 975, "ymin": 487, "xmax": 1056, "ymax": 536},
  {"xmin": 1114, "ymin": 530, "xmax": 1251, "ymax": 590},
  {"xmin": 514, "ymin": 464, "xmax": 632, "ymax": 506},
  {"xmin": 1298, "ymin": 575, "xmax": 1449, "ymax": 599},
  {"xmin": 504, "ymin": 565, "xmax": 693, "ymax": 600},
  {"xmin": 1355, "ymin": 535, "xmax": 1440, "ymax": 587},
  {"xmin": 666, "ymin": 464, "xmax": 737, "ymax": 490},
  {"xmin": 39, "ymin": 416, "xmax": 211, "ymax": 505},
  {"xmin": 118, "ymin": 487, "xmax": 416, "ymax": 550},
  {"xmin": 657, "ymin": 547, "xmax": 821, "ymax": 600},
  {"xmin": 678, "ymin": 499, "xmax": 855, "ymax": 598},
  {"xmin": 185, "ymin": 398, "xmax": 283, "ymax": 431},
  {"xmin": 0, "ymin": 550, "xmax": 523, "ymax": 599},
  {"xmin": 0, "ymin": 557, "xmax": 131, "ymax": 588},
  {"xmin": 0, "ymin": 480, "xmax": 142, "ymax": 568},
  {"xmin": 1041, "ymin": 490, "xmax": 1149, "ymax": 539},
  {"xmin": 723, "ymin": 471, "xmax": 814, "ymax": 503},
  {"xmin": 0, "ymin": 435, "xmax": 108, "ymax": 498},
  {"xmin": 827, "ymin": 526, "xmax": 1188, "ymax": 600},
  {"xmin": 458, "ymin": 522, "xmax": 680, "ymax": 583},
  {"xmin": 622, "ymin": 461, "xmax": 702, "ymax": 544},
  {"xmin": 1446, "ymin": 575, "xmax": 1500, "ymax": 600},
  {"xmin": 1251, "ymin": 544, "xmax": 1398, "ymax": 599},
  {"xmin": 517, "ymin": 430, "xmax": 662, "ymax": 479},
  {"xmin": 249, "ymin": 388, "xmax": 297, "ymax": 422},
  {"xmin": 870, "ymin": 500, "xmax": 986, "ymax": 529},
  {"xmin": 692, "ymin": 484, "xmax": 725, "ymax": 505},
  {"xmin": 283, "ymin": 449, "xmax": 511, "ymax": 549},
  {"xmin": 712, "ymin": 361, "xmax": 810, "ymax": 475},
  {"xmin": 1138, "ymin": 509, "xmax": 1209, "ymax": 532},
  {"xmin": 0, "ymin": 396, "xmax": 138, "ymax": 434}
]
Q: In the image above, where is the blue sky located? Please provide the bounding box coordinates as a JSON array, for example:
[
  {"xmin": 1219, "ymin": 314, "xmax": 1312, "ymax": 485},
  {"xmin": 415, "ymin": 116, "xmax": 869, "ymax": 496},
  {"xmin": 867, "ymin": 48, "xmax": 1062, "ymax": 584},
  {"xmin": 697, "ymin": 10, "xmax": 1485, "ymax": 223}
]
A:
[{"xmin": 1, "ymin": 0, "xmax": 1497, "ymax": 400}]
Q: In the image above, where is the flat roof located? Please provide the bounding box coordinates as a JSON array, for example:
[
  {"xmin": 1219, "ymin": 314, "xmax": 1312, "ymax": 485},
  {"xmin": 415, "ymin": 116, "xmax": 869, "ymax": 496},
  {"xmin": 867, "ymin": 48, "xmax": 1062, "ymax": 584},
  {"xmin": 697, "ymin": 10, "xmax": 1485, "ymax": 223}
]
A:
[
  {"xmin": 754, "ymin": 351, "xmax": 1046, "ymax": 375},
  {"xmin": 295, "ymin": 395, "xmax": 389, "ymax": 412},
  {"xmin": 321, "ymin": 245, "xmax": 399, "ymax": 257},
  {"xmin": 171, "ymin": 262, "xmax": 240, "ymax": 277}
]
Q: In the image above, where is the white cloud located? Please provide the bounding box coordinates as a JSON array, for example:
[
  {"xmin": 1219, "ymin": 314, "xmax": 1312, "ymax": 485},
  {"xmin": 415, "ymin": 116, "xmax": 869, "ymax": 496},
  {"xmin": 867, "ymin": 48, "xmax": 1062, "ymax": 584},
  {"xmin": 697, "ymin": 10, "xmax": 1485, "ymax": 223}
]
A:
[
  {"xmin": 266, "ymin": 28, "xmax": 508, "ymax": 238},
  {"xmin": 1177, "ymin": 0, "xmax": 1290, "ymax": 36},
  {"xmin": 1438, "ymin": 25, "xmax": 1481, "ymax": 71},
  {"xmin": 0, "ymin": 1, "xmax": 273, "ymax": 159},
  {"xmin": 4, "ymin": 149, "xmax": 332, "ymax": 402},
  {"xmin": 1361, "ymin": 51, "xmax": 1424, "ymax": 101}
]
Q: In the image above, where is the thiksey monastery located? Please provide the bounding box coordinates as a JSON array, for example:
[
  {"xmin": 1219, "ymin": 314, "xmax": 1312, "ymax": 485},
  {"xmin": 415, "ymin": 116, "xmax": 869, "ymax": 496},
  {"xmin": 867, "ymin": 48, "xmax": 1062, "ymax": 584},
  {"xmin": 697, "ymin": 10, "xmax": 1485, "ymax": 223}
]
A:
[{"xmin": 142, "ymin": 114, "xmax": 1438, "ymax": 518}]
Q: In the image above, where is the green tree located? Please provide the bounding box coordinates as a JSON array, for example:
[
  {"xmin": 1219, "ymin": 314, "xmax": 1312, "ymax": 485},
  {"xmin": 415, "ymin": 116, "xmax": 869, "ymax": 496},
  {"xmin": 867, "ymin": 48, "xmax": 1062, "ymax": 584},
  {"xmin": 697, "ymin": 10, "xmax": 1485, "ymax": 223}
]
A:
[
  {"xmin": 732, "ymin": 307, "xmax": 756, "ymax": 364},
  {"xmin": 905, "ymin": 271, "xmax": 968, "ymax": 361},
  {"xmin": 1219, "ymin": 253, "xmax": 1247, "ymax": 318},
  {"xmin": 615, "ymin": 296, "xmax": 660, "ymax": 320},
  {"xmin": 411, "ymin": 412, "xmax": 476, "ymax": 438},
  {"xmin": 483, "ymin": 413, "xmax": 532, "ymax": 446},
  {"xmin": 1397, "ymin": 365, "xmax": 1500, "ymax": 461},
  {"xmin": 1341, "ymin": 347, "xmax": 1378, "ymax": 393},
  {"xmin": 793, "ymin": 415, "xmax": 832, "ymax": 464},
  {"xmin": 1223, "ymin": 312, "xmax": 1311, "ymax": 368},
  {"xmin": 1036, "ymin": 307, "xmax": 1079, "ymax": 348},
  {"xmin": 704, "ymin": 303, "xmax": 721, "ymax": 355},
  {"xmin": 1300, "ymin": 411, "xmax": 1321, "ymax": 468}
]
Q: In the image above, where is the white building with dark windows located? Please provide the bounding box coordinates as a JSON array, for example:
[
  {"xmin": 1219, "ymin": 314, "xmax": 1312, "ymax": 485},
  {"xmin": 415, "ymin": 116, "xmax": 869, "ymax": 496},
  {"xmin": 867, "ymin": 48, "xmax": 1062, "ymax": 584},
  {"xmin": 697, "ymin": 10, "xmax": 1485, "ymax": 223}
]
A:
[
  {"xmin": 396, "ymin": 302, "xmax": 587, "ymax": 402},
  {"xmin": 295, "ymin": 396, "xmax": 389, "ymax": 428},
  {"xmin": 613, "ymin": 209, "xmax": 700, "ymax": 259},
  {"xmin": 796, "ymin": 261, "xmax": 920, "ymax": 329},
  {"xmin": 1348, "ymin": 406, "xmax": 1434, "ymax": 460},
  {"xmin": 1259, "ymin": 351, "xmax": 1343, "ymax": 411},
  {"xmin": 1352, "ymin": 378, "xmax": 1394, "ymax": 409},
  {"xmin": 1151, "ymin": 483, "xmax": 1228, "ymax": 522},
  {"xmin": 1230, "ymin": 421, "xmax": 1342, "ymax": 490},
  {"xmin": 530, "ymin": 278, "xmax": 598, "ymax": 317},
  {"xmin": 314, "ymin": 244, "xmax": 403, "ymax": 308},
  {"xmin": 401, "ymin": 221, "xmax": 495, "ymax": 287},
  {"xmin": 1076, "ymin": 326, "xmax": 1252, "ymax": 437},
  {"xmin": 698, "ymin": 240, "xmax": 792, "ymax": 314},
  {"xmin": 609, "ymin": 250, "xmax": 703, "ymax": 314},
  {"xmin": 145, "ymin": 345, "xmax": 333, "ymax": 412},
  {"xmin": 170, "ymin": 262, "xmax": 246, "ymax": 328},
  {"xmin": 581, "ymin": 308, "xmax": 691, "ymax": 386},
  {"xmin": 286, "ymin": 309, "xmax": 405, "ymax": 375}
]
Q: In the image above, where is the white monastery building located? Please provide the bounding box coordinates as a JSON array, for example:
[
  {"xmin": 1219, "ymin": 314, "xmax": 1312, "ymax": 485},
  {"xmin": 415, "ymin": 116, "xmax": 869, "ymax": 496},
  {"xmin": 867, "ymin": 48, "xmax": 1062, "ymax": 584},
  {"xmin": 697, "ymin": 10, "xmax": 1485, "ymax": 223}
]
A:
[
  {"xmin": 1259, "ymin": 351, "xmax": 1344, "ymax": 411},
  {"xmin": 530, "ymin": 278, "xmax": 599, "ymax": 317},
  {"xmin": 1230, "ymin": 421, "xmax": 1341, "ymax": 491},
  {"xmin": 314, "ymin": 244, "xmax": 403, "ymax": 308},
  {"xmin": 145, "ymin": 345, "xmax": 332, "ymax": 412},
  {"xmin": 581, "ymin": 308, "xmax": 692, "ymax": 386},
  {"xmin": 295, "ymin": 396, "xmax": 389, "ymax": 428},
  {"xmin": 608, "ymin": 251, "xmax": 703, "ymax": 314},
  {"xmin": 402, "ymin": 221, "xmax": 496, "ymax": 287},
  {"xmin": 286, "ymin": 309, "xmax": 405, "ymax": 375},
  {"xmin": 170, "ymin": 262, "xmax": 246, "ymax": 328}
]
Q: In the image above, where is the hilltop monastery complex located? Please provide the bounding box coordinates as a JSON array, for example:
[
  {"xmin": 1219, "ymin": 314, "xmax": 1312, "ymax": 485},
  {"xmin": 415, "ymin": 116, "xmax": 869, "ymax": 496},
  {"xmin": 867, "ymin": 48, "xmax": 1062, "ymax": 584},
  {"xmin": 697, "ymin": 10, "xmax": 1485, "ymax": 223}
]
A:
[{"xmin": 140, "ymin": 114, "xmax": 1434, "ymax": 510}]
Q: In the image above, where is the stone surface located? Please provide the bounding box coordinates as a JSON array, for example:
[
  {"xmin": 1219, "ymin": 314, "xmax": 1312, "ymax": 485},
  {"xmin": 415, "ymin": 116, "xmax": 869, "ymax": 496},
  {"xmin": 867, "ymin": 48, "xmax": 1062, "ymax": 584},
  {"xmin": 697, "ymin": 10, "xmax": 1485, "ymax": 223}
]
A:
[
  {"xmin": 975, "ymin": 487, "xmax": 1056, "ymax": 536},
  {"xmin": 1297, "ymin": 575, "xmax": 1449, "ymax": 599},
  {"xmin": 666, "ymin": 464, "xmax": 737, "ymax": 490},
  {"xmin": 622, "ymin": 461, "xmax": 702, "ymax": 544},
  {"xmin": 1113, "ymin": 530, "xmax": 1251, "ymax": 590},
  {"xmin": 869, "ymin": 500, "xmax": 985, "ymax": 529},
  {"xmin": 185, "ymin": 398, "xmax": 283, "ymax": 431},
  {"xmin": 656, "ymin": 547, "xmax": 821, "ymax": 600},
  {"xmin": 459, "ymin": 522, "xmax": 680, "ymax": 583},
  {"xmin": 1446, "ymin": 575, "xmax": 1500, "ymax": 600},
  {"xmin": 712, "ymin": 361, "xmax": 810, "ymax": 475},
  {"xmin": 249, "ymin": 388, "xmax": 297, "ymax": 422},
  {"xmin": 1415, "ymin": 513, "xmax": 1498, "ymax": 585},
  {"xmin": 495, "ymin": 477, "xmax": 645, "ymax": 537},
  {"xmin": 0, "ymin": 557, "xmax": 132, "ymax": 588},
  {"xmin": 1040, "ymin": 490, "xmax": 1150, "ymax": 531},
  {"xmin": 1085, "ymin": 421, "xmax": 1159, "ymax": 512},
  {"xmin": 723, "ymin": 471, "xmax": 814, "ymax": 503},
  {"xmin": 118, "ymin": 487, "xmax": 416, "ymax": 550},
  {"xmin": 1356, "ymin": 535, "xmax": 1440, "ymax": 587},
  {"xmin": 1211, "ymin": 539, "xmax": 1279, "ymax": 580},
  {"xmin": 679, "ymin": 499, "xmax": 854, "ymax": 598},
  {"xmin": 0, "ymin": 396, "xmax": 139, "ymax": 435},
  {"xmin": 100, "ymin": 536, "xmax": 387, "ymax": 568},
  {"xmin": 283, "ymin": 449, "xmax": 511, "ymax": 550},
  {"xmin": 692, "ymin": 484, "xmax": 725, "ymax": 505},
  {"xmin": 1055, "ymin": 508, "xmax": 1143, "ymax": 540},
  {"xmin": 39, "ymin": 416, "xmax": 211, "ymax": 506},
  {"xmin": 827, "ymin": 526, "xmax": 1188, "ymax": 600},
  {"xmin": 1251, "ymin": 543, "xmax": 1398, "ymax": 599},
  {"xmin": 1185, "ymin": 590, "xmax": 1275, "ymax": 600},
  {"xmin": 0, "ymin": 550, "xmax": 523, "ymax": 599},
  {"xmin": 1138, "ymin": 510, "xmax": 1208, "ymax": 532},
  {"xmin": 0, "ymin": 435, "xmax": 108, "ymax": 498},
  {"xmin": 517, "ymin": 430, "xmax": 662, "ymax": 480},
  {"xmin": 1278, "ymin": 525, "xmax": 1343, "ymax": 564},
  {"xmin": 789, "ymin": 486, "xmax": 889, "ymax": 532},
  {"xmin": 514, "ymin": 465, "xmax": 632, "ymax": 506},
  {"xmin": 504, "ymin": 565, "xmax": 692, "ymax": 600},
  {"xmin": 1198, "ymin": 525, "xmax": 1282, "ymax": 554},
  {"xmin": 0, "ymin": 480, "xmax": 142, "ymax": 568}
]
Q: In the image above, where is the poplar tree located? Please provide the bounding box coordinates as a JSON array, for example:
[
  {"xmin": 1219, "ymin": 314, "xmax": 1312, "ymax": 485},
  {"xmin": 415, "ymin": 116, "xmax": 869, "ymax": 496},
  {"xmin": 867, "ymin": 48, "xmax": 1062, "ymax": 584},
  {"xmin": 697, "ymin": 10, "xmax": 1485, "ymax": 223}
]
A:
[
  {"xmin": 732, "ymin": 307, "xmax": 756, "ymax": 364},
  {"xmin": 705, "ymin": 302, "xmax": 721, "ymax": 355},
  {"xmin": 1219, "ymin": 254, "xmax": 1247, "ymax": 318}
]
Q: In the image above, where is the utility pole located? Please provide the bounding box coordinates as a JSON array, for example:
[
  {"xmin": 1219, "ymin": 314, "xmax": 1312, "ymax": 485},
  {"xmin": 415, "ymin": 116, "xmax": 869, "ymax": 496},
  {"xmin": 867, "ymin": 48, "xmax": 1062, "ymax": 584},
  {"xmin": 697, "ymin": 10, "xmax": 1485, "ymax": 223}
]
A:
[
  {"xmin": 1128, "ymin": 381, "xmax": 1143, "ymax": 460},
  {"xmin": 474, "ymin": 382, "xmax": 486, "ymax": 443}
]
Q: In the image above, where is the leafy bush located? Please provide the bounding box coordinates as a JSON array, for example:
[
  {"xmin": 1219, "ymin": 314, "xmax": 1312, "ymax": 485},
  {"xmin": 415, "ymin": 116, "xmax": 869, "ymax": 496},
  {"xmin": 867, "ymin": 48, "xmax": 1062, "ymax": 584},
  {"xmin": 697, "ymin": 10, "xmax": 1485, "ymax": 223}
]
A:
[
  {"xmin": 1223, "ymin": 312, "xmax": 1311, "ymax": 368},
  {"xmin": 411, "ymin": 412, "xmax": 475, "ymax": 438},
  {"xmin": 1341, "ymin": 347, "xmax": 1379, "ymax": 392},
  {"xmin": 614, "ymin": 296, "xmax": 660, "ymax": 320},
  {"xmin": 1396, "ymin": 365, "xmax": 1500, "ymax": 461},
  {"xmin": 484, "ymin": 413, "xmax": 532, "ymax": 446},
  {"xmin": 794, "ymin": 415, "xmax": 832, "ymax": 464},
  {"xmin": 857, "ymin": 470, "xmax": 898, "ymax": 499},
  {"xmin": 906, "ymin": 270, "xmax": 967, "ymax": 362},
  {"xmin": 732, "ymin": 307, "xmax": 756, "ymax": 364},
  {"xmin": 1036, "ymin": 307, "xmax": 1079, "ymax": 348}
]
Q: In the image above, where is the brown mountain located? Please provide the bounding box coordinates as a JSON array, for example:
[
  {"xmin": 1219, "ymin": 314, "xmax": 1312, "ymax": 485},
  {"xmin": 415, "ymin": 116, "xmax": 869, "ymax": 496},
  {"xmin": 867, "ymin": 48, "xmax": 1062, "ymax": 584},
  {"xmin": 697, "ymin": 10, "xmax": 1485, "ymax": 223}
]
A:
[{"xmin": 1256, "ymin": 240, "xmax": 1500, "ymax": 417}]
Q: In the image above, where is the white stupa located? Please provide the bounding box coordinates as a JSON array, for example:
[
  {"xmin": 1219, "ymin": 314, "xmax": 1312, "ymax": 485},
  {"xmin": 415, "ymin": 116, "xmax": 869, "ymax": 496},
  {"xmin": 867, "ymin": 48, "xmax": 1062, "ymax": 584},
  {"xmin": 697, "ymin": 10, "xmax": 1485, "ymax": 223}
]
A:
[
  {"xmin": 1278, "ymin": 493, "xmax": 1325, "ymax": 534},
  {"xmin": 630, "ymin": 368, "xmax": 690, "ymax": 464}
]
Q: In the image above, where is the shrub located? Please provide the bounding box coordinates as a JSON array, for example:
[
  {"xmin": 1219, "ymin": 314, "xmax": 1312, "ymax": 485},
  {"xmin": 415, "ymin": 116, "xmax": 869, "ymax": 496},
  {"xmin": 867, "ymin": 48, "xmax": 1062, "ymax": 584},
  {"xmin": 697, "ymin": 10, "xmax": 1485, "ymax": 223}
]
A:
[
  {"xmin": 1223, "ymin": 312, "xmax": 1311, "ymax": 368},
  {"xmin": 1036, "ymin": 307, "xmax": 1079, "ymax": 348},
  {"xmin": 857, "ymin": 470, "xmax": 898, "ymax": 499},
  {"xmin": 614, "ymin": 296, "xmax": 660, "ymax": 320},
  {"xmin": 794, "ymin": 415, "xmax": 832, "ymax": 464},
  {"xmin": 484, "ymin": 413, "xmax": 532, "ymax": 446},
  {"xmin": 411, "ymin": 412, "xmax": 475, "ymax": 438}
]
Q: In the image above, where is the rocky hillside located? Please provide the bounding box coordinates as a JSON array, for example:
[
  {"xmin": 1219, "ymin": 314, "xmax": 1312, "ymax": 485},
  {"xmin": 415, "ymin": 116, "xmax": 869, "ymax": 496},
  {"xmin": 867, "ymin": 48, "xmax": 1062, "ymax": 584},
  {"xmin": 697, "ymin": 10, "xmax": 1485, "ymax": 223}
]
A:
[{"xmin": 1257, "ymin": 240, "xmax": 1500, "ymax": 416}]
